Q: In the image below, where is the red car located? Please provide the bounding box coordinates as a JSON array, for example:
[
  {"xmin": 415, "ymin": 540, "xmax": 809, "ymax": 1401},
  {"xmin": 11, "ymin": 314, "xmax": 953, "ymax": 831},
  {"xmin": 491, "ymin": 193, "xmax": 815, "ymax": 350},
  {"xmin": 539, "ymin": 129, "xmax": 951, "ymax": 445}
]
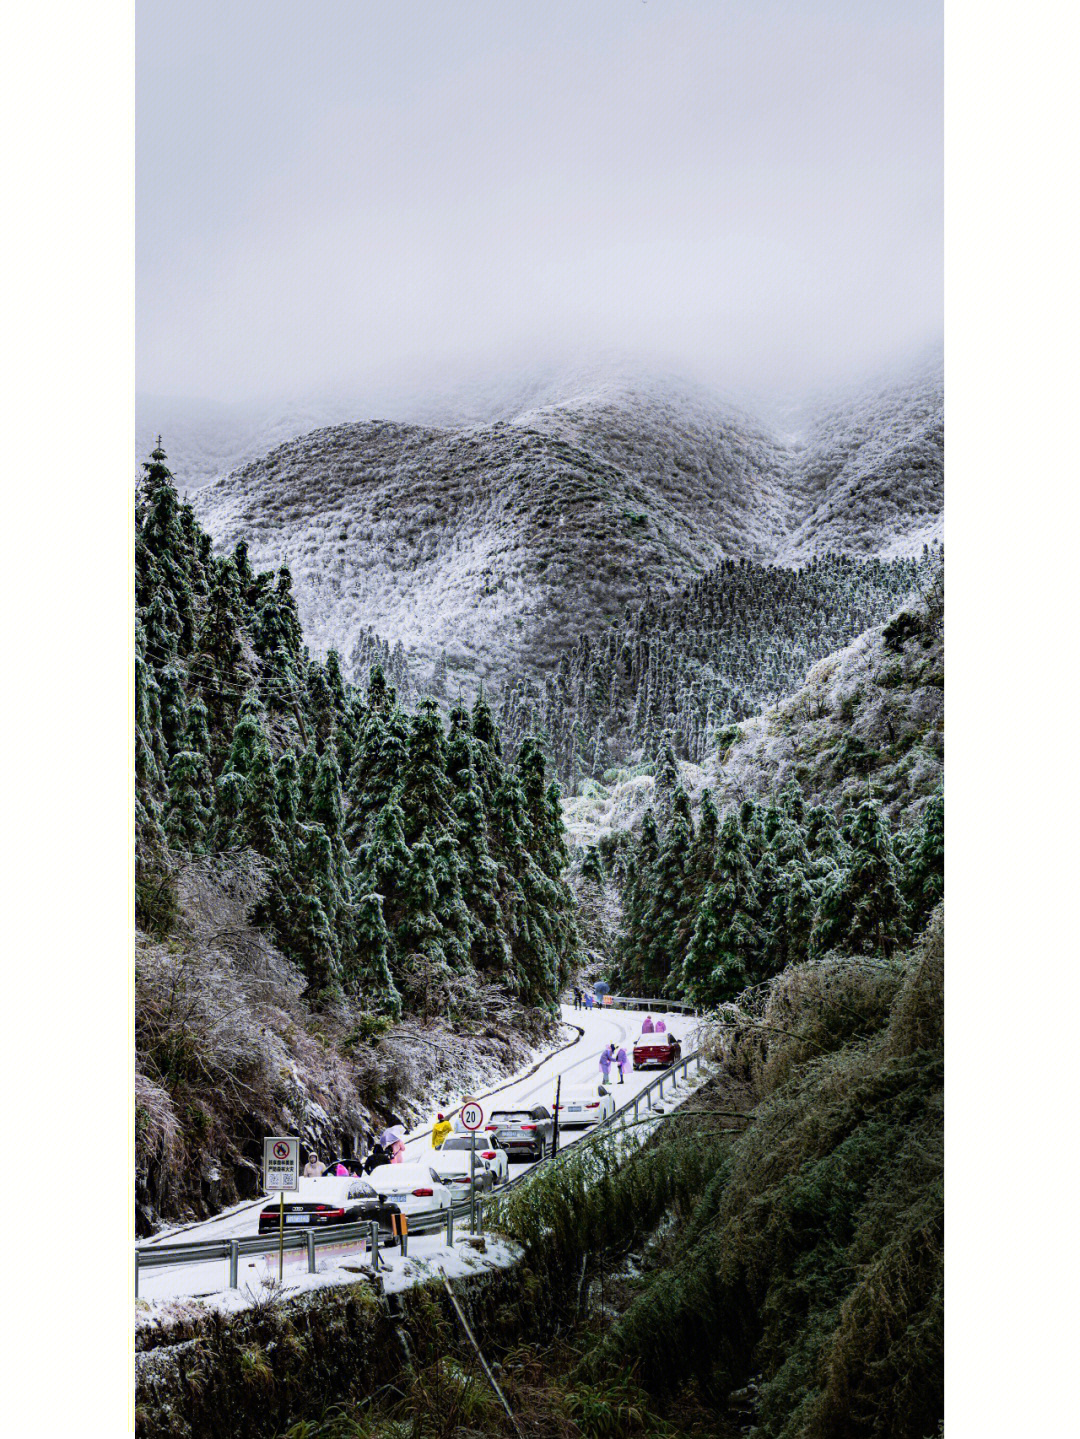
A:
[{"xmin": 632, "ymin": 1030, "xmax": 682, "ymax": 1070}]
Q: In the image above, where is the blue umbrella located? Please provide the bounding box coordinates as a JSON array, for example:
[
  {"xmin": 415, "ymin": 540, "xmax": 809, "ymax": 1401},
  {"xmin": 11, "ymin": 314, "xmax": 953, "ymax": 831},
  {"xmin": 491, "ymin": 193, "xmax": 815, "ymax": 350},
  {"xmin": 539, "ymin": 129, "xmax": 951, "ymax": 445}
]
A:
[{"xmin": 593, "ymin": 981, "xmax": 609, "ymax": 998}]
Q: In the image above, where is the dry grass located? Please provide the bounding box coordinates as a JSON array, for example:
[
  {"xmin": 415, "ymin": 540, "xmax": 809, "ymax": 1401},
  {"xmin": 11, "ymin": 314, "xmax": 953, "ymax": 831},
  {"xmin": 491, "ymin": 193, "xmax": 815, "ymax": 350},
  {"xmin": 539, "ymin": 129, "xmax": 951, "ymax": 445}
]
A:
[{"xmin": 136, "ymin": 850, "xmax": 557, "ymax": 1229}]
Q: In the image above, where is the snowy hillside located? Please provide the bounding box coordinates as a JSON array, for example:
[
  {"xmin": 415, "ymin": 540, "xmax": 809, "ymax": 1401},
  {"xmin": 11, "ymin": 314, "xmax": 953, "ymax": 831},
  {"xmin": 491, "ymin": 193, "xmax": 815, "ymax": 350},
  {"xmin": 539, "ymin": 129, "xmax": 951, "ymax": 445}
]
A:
[
  {"xmin": 180, "ymin": 359, "xmax": 942, "ymax": 691},
  {"xmin": 563, "ymin": 570, "xmax": 944, "ymax": 851},
  {"xmin": 779, "ymin": 353, "xmax": 944, "ymax": 562}
]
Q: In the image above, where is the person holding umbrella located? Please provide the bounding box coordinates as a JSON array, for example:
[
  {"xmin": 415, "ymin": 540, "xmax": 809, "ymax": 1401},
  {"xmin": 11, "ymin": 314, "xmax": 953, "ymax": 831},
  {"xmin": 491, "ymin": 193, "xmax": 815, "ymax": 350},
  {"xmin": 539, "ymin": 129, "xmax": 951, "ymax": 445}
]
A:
[{"xmin": 379, "ymin": 1124, "xmax": 407, "ymax": 1162}]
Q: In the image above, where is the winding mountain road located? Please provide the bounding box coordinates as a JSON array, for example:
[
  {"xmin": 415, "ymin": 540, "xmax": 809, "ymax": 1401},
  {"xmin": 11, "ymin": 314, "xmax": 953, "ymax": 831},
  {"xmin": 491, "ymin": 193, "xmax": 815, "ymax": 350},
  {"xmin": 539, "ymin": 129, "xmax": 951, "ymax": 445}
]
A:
[{"xmin": 137, "ymin": 1002, "xmax": 696, "ymax": 1301}]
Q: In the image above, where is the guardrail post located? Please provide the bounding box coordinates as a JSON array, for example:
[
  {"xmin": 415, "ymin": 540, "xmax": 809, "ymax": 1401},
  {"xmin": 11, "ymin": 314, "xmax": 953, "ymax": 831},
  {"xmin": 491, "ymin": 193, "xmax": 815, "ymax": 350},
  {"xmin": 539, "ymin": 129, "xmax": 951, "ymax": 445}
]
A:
[
  {"xmin": 400, "ymin": 1215, "xmax": 408, "ymax": 1257},
  {"xmin": 228, "ymin": 1239, "xmax": 239, "ymax": 1289},
  {"xmin": 134, "ymin": 1249, "xmax": 139, "ymax": 1298},
  {"xmin": 476, "ymin": 1197, "xmax": 484, "ymax": 1235},
  {"xmin": 658, "ymin": 1074, "xmax": 664, "ymax": 1102},
  {"xmin": 446, "ymin": 1206, "xmax": 454, "ymax": 1247},
  {"xmin": 369, "ymin": 1221, "xmax": 381, "ymax": 1272},
  {"xmin": 306, "ymin": 1230, "xmax": 317, "ymax": 1274}
]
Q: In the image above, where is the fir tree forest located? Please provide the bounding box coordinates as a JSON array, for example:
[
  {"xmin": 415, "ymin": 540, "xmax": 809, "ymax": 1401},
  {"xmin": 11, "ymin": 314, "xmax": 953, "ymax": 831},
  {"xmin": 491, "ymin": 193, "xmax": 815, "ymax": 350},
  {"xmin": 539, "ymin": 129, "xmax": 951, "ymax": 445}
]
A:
[
  {"xmin": 136, "ymin": 442, "xmax": 578, "ymax": 1014},
  {"xmin": 497, "ymin": 549, "xmax": 941, "ymax": 788},
  {"xmin": 608, "ymin": 778, "xmax": 943, "ymax": 1007}
]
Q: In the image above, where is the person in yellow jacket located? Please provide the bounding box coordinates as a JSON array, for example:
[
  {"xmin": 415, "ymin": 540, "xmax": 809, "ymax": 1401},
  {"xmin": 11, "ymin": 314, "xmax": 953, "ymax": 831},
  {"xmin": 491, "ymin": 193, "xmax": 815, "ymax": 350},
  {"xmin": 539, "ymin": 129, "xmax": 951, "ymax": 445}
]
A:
[{"xmin": 431, "ymin": 1113, "xmax": 452, "ymax": 1148}]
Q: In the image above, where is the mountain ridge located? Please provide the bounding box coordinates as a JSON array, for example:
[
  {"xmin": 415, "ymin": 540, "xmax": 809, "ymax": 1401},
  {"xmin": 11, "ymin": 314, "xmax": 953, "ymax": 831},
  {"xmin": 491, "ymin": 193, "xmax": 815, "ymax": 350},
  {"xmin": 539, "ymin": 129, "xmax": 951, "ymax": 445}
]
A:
[{"xmin": 186, "ymin": 358, "xmax": 942, "ymax": 694}]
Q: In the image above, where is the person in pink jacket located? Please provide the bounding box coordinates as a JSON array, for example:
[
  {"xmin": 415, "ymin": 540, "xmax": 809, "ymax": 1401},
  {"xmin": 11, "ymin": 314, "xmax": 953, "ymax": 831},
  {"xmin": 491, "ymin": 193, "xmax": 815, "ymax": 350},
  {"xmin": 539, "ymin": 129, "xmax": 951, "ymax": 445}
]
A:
[
  {"xmin": 655, "ymin": 1018, "xmax": 666, "ymax": 1033},
  {"xmin": 641, "ymin": 1015, "xmax": 654, "ymax": 1034},
  {"xmin": 616, "ymin": 1046, "xmax": 629, "ymax": 1083}
]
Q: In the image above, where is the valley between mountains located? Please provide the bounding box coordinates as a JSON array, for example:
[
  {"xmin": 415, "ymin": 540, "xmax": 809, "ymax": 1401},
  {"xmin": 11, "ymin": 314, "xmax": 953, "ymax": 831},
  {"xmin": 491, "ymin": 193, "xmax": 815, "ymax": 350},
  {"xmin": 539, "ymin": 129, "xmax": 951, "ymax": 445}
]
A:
[{"xmin": 136, "ymin": 356, "xmax": 944, "ymax": 1438}]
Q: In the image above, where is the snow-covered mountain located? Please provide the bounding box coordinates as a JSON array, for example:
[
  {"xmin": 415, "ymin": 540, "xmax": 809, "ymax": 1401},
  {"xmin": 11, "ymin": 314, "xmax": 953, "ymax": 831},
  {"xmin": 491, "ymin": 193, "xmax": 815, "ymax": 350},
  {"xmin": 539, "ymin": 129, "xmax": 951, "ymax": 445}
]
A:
[{"xmin": 177, "ymin": 357, "xmax": 941, "ymax": 691}]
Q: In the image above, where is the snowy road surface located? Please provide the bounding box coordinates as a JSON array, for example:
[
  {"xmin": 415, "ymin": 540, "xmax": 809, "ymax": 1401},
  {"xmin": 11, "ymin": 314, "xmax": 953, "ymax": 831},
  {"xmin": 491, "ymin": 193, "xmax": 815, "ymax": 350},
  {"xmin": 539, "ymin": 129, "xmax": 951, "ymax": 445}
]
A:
[{"xmin": 137, "ymin": 1003, "xmax": 698, "ymax": 1303}]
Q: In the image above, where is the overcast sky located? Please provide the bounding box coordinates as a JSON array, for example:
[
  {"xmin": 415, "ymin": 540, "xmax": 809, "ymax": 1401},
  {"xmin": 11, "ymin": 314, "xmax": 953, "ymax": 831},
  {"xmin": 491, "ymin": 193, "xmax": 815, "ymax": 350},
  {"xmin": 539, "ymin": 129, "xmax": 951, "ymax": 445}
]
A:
[{"xmin": 137, "ymin": 0, "xmax": 942, "ymax": 405}]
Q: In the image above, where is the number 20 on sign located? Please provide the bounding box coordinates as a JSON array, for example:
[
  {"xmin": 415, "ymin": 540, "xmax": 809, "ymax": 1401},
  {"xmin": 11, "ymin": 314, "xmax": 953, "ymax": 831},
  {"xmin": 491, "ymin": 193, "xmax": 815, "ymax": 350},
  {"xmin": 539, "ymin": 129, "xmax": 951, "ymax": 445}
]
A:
[{"xmin": 459, "ymin": 1099, "xmax": 484, "ymax": 1131}]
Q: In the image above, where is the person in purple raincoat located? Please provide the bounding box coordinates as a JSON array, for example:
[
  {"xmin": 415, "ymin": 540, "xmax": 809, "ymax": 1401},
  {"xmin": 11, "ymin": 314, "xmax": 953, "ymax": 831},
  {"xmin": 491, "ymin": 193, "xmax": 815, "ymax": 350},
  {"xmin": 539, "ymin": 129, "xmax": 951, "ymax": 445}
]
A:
[
  {"xmin": 641, "ymin": 1014, "xmax": 654, "ymax": 1034},
  {"xmin": 599, "ymin": 1047, "xmax": 612, "ymax": 1084},
  {"xmin": 616, "ymin": 1046, "xmax": 629, "ymax": 1083},
  {"xmin": 655, "ymin": 1017, "xmax": 666, "ymax": 1033}
]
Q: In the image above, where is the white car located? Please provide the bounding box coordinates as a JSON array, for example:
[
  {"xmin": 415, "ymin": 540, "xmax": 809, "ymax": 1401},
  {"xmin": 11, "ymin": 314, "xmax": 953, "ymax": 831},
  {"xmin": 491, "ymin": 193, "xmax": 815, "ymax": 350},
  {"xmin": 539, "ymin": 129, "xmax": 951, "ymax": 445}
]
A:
[
  {"xmin": 438, "ymin": 1132, "xmax": 510, "ymax": 1185},
  {"xmin": 555, "ymin": 1084, "xmax": 616, "ymax": 1128},
  {"xmin": 365, "ymin": 1163, "xmax": 451, "ymax": 1224},
  {"xmin": 429, "ymin": 1151, "xmax": 495, "ymax": 1196}
]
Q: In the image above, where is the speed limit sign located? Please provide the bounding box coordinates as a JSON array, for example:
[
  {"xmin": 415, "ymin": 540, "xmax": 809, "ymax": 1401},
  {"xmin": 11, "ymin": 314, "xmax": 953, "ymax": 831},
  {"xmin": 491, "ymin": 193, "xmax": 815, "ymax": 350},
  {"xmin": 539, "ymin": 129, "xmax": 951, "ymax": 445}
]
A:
[{"xmin": 459, "ymin": 1098, "xmax": 484, "ymax": 1131}]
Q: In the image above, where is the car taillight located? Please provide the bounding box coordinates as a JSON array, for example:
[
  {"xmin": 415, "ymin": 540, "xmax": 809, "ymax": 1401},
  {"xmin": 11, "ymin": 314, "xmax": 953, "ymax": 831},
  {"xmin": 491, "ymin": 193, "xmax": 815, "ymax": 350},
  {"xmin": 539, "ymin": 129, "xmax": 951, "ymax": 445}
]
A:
[
  {"xmin": 313, "ymin": 1204, "xmax": 338, "ymax": 1213},
  {"xmin": 484, "ymin": 1124, "xmax": 497, "ymax": 1131},
  {"xmin": 520, "ymin": 1124, "xmax": 537, "ymax": 1131},
  {"xmin": 318, "ymin": 1208, "xmax": 345, "ymax": 1218},
  {"xmin": 586, "ymin": 1102, "xmax": 600, "ymax": 1109},
  {"xmin": 481, "ymin": 1152, "xmax": 495, "ymax": 1160},
  {"xmin": 412, "ymin": 1187, "xmax": 433, "ymax": 1197}
]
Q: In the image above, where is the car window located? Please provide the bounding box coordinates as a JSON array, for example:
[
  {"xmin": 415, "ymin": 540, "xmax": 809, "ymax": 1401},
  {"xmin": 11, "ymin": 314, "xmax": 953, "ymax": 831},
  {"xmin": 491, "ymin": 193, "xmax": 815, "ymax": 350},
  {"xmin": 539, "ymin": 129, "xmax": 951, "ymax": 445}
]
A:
[{"xmin": 491, "ymin": 1111, "xmax": 531, "ymax": 1124}]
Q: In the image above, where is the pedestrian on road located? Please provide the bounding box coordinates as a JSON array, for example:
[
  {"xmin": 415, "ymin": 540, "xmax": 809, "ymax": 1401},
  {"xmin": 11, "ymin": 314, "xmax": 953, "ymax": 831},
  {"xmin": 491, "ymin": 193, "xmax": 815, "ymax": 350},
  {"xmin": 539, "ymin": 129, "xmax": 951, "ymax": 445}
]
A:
[
  {"xmin": 303, "ymin": 1154, "xmax": 325, "ymax": 1177},
  {"xmin": 364, "ymin": 1142, "xmax": 389, "ymax": 1174},
  {"xmin": 616, "ymin": 1046, "xmax": 628, "ymax": 1083},
  {"xmin": 432, "ymin": 1113, "xmax": 452, "ymax": 1149},
  {"xmin": 655, "ymin": 1017, "xmax": 667, "ymax": 1033},
  {"xmin": 599, "ymin": 1048, "xmax": 612, "ymax": 1084},
  {"xmin": 573, "ymin": 986, "xmax": 583, "ymax": 1010},
  {"xmin": 585, "ymin": 991, "xmax": 595, "ymax": 1010},
  {"xmin": 641, "ymin": 1014, "xmax": 654, "ymax": 1034}
]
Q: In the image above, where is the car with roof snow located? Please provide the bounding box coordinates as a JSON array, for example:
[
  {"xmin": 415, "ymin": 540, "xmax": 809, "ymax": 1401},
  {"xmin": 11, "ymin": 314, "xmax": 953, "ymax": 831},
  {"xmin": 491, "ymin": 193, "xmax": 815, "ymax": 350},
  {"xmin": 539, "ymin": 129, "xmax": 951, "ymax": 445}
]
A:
[
  {"xmin": 258, "ymin": 1175, "xmax": 400, "ymax": 1235},
  {"xmin": 554, "ymin": 1083, "xmax": 616, "ymax": 1127},
  {"xmin": 365, "ymin": 1163, "xmax": 453, "ymax": 1227},
  {"xmin": 438, "ymin": 1132, "xmax": 510, "ymax": 1185},
  {"xmin": 429, "ymin": 1150, "xmax": 496, "ymax": 1197}
]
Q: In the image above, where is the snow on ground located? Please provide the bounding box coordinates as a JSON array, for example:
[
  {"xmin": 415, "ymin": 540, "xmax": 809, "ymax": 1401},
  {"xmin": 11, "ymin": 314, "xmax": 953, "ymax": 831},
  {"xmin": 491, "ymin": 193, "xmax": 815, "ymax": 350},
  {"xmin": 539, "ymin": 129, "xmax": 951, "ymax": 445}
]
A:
[{"xmin": 136, "ymin": 1004, "xmax": 702, "ymax": 1312}]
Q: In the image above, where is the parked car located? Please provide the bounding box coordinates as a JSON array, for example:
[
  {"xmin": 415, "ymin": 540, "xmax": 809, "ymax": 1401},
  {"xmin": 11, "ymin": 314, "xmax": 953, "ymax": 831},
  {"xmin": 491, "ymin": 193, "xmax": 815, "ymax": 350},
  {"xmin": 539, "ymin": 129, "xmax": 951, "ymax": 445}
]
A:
[
  {"xmin": 439, "ymin": 1132, "xmax": 510, "ymax": 1184},
  {"xmin": 485, "ymin": 1105, "xmax": 555, "ymax": 1161},
  {"xmin": 258, "ymin": 1176, "xmax": 400, "ymax": 1236},
  {"xmin": 632, "ymin": 1031, "xmax": 682, "ymax": 1070},
  {"xmin": 429, "ymin": 1151, "xmax": 495, "ymax": 1196},
  {"xmin": 554, "ymin": 1084, "xmax": 616, "ymax": 1127},
  {"xmin": 365, "ymin": 1164, "xmax": 452, "ymax": 1226}
]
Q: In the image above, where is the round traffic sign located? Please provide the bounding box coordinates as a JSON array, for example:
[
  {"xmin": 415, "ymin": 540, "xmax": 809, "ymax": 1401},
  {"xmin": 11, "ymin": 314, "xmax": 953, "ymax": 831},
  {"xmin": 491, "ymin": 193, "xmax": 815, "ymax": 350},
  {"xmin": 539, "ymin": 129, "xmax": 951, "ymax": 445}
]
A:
[
  {"xmin": 273, "ymin": 1140, "xmax": 290, "ymax": 1159},
  {"xmin": 460, "ymin": 1098, "xmax": 484, "ymax": 1131}
]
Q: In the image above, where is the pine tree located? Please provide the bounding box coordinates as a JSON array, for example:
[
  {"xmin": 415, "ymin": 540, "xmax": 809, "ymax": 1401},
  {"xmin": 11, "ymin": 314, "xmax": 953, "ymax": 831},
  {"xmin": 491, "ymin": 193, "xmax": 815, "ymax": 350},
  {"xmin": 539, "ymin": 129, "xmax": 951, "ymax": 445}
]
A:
[
  {"xmin": 349, "ymin": 892, "xmax": 402, "ymax": 1016},
  {"xmin": 240, "ymin": 736, "xmax": 284, "ymax": 858},
  {"xmin": 163, "ymin": 750, "xmax": 212, "ymax": 852},
  {"xmin": 398, "ymin": 699, "xmax": 453, "ymax": 845},
  {"xmin": 682, "ymin": 815, "xmax": 758, "ymax": 1003},
  {"xmin": 812, "ymin": 799, "xmax": 909, "ymax": 958},
  {"xmin": 900, "ymin": 791, "xmax": 944, "ymax": 927}
]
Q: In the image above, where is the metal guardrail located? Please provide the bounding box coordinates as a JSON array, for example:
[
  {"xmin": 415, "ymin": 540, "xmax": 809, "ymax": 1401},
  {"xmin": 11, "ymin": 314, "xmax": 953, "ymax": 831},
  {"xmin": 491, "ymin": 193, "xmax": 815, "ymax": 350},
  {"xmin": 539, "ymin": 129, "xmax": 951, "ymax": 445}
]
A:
[
  {"xmin": 607, "ymin": 996, "xmax": 700, "ymax": 1014},
  {"xmin": 499, "ymin": 1046, "xmax": 702, "ymax": 1195},
  {"xmin": 136, "ymin": 1008, "xmax": 706, "ymax": 1297}
]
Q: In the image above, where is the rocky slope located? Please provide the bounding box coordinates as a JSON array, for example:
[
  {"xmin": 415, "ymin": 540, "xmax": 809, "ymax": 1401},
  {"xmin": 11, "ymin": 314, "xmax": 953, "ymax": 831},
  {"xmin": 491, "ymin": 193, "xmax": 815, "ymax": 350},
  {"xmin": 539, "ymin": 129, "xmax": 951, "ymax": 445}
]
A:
[{"xmin": 188, "ymin": 359, "xmax": 942, "ymax": 694}]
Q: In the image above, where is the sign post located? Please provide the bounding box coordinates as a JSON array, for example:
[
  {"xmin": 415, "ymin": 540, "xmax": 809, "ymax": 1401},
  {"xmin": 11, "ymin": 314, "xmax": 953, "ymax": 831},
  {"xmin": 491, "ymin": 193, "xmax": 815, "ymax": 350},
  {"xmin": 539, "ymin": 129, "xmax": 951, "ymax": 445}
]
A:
[
  {"xmin": 263, "ymin": 1136, "xmax": 300, "ymax": 1284},
  {"xmin": 552, "ymin": 1074, "xmax": 561, "ymax": 1156},
  {"xmin": 459, "ymin": 1098, "xmax": 484, "ymax": 1233}
]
